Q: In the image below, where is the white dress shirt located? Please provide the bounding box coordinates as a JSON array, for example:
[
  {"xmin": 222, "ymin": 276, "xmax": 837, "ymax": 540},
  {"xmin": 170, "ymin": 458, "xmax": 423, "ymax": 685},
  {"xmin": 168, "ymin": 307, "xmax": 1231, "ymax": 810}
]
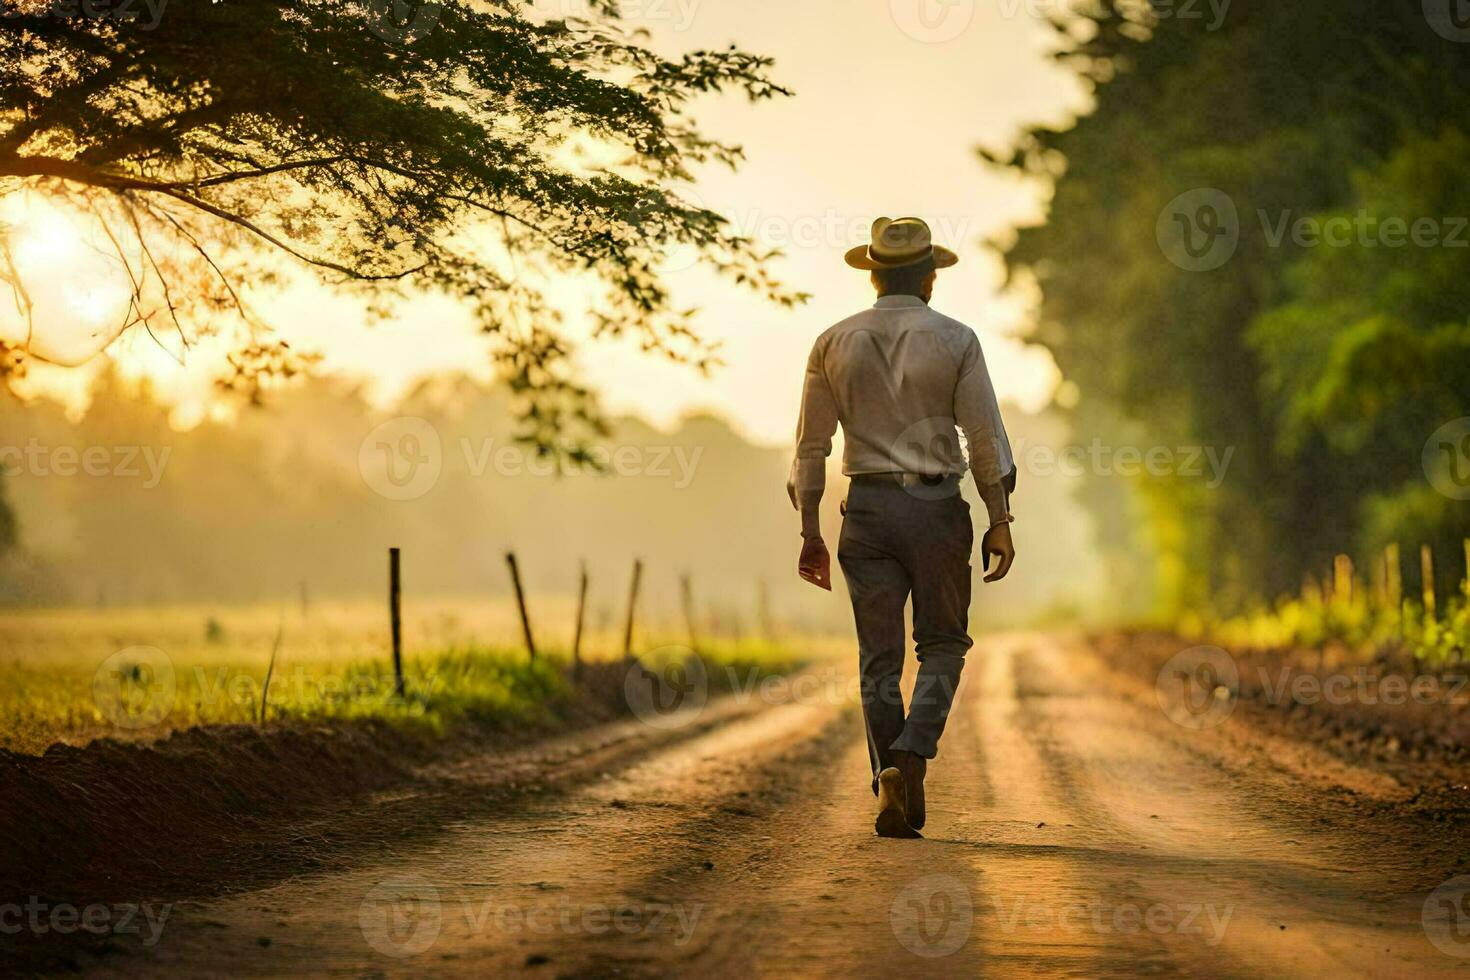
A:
[{"xmin": 789, "ymin": 295, "xmax": 1015, "ymax": 532}]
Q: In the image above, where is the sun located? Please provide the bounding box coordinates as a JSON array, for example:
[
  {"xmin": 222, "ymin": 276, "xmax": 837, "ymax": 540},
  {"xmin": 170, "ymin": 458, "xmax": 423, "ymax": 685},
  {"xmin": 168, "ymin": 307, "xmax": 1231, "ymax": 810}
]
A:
[{"xmin": 0, "ymin": 192, "xmax": 135, "ymax": 365}]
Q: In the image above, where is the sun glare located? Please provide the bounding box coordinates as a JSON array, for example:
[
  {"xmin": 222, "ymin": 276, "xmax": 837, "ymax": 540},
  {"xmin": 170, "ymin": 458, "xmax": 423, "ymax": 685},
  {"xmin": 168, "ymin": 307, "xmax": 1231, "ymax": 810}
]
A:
[
  {"xmin": 11, "ymin": 208, "xmax": 82, "ymax": 267},
  {"xmin": 0, "ymin": 193, "xmax": 134, "ymax": 365}
]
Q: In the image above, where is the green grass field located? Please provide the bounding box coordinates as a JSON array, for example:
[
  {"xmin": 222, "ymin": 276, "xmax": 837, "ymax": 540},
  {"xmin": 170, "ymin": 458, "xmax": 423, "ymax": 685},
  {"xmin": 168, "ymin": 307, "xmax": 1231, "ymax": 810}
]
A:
[{"xmin": 0, "ymin": 600, "xmax": 810, "ymax": 755}]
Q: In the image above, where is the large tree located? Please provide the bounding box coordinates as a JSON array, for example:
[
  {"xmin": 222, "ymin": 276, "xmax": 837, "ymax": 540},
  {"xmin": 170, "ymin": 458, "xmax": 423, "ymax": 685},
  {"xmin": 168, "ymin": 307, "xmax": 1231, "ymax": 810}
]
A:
[
  {"xmin": 0, "ymin": 0, "xmax": 802, "ymax": 454},
  {"xmin": 989, "ymin": 1, "xmax": 1470, "ymax": 611}
]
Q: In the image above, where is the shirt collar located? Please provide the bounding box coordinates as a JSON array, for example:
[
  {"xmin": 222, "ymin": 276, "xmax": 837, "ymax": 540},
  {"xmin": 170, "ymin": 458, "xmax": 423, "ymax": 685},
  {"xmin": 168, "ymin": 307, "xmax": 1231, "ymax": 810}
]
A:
[{"xmin": 873, "ymin": 295, "xmax": 928, "ymax": 310}]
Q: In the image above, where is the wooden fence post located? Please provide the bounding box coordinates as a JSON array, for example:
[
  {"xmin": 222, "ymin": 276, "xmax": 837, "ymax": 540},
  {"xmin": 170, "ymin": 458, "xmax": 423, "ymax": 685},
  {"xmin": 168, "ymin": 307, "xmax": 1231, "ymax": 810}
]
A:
[
  {"xmin": 1463, "ymin": 538, "xmax": 1470, "ymax": 599},
  {"xmin": 506, "ymin": 552, "xmax": 537, "ymax": 661},
  {"xmin": 1421, "ymin": 544, "xmax": 1437, "ymax": 619},
  {"xmin": 389, "ymin": 547, "xmax": 404, "ymax": 697},
  {"xmin": 680, "ymin": 573, "xmax": 699, "ymax": 651},
  {"xmin": 1333, "ymin": 554, "xmax": 1353, "ymax": 605},
  {"xmin": 1385, "ymin": 544, "xmax": 1402, "ymax": 609},
  {"xmin": 572, "ymin": 560, "xmax": 588, "ymax": 681},
  {"xmin": 622, "ymin": 558, "xmax": 643, "ymax": 658}
]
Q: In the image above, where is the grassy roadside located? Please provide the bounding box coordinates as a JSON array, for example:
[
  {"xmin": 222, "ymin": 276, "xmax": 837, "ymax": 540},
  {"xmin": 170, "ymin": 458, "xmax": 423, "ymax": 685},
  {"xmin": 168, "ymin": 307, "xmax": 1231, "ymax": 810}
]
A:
[
  {"xmin": 1184, "ymin": 593, "xmax": 1469, "ymax": 667},
  {"xmin": 0, "ymin": 629, "xmax": 810, "ymax": 936},
  {"xmin": 2, "ymin": 639, "xmax": 807, "ymax": 754},
  {"xmin": 1177, "ymin": 546, "xmax": 1470, "ymax": 669},
  {"xmin": 1095, "ymin": 626, "xmax": 1470, "ymax": 773},
  {"xmin": 1106, "ymin": 552, "xmax": 1470, "ymax": 775}
]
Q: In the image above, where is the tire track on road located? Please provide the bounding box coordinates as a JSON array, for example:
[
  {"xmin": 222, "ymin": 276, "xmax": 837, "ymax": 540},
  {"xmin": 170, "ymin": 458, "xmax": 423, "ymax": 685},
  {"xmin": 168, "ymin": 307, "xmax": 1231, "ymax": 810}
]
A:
[
  {"xmin": 84, "ymin": 634, "xmax": 1470, "ymax": 979},
  {"xmin": 92, "ymin": 685, "xmax": 856, "ymax": 978},
  {"xmin": 1001, "ymin": 635, "xmax": 1457, "ymax": 978}
]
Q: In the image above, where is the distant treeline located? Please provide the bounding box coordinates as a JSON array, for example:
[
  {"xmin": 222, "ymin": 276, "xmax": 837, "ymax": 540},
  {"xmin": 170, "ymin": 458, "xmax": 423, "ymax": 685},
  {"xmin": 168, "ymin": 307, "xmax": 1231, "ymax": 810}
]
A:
[
  {"xmin": 994, "ymin": 1, "xmax": 1470, "ymax": 613},
  {"xmin": 0, "ymin": 374, "xmax": 1101, "ymax": 628},
  {"xmin": 0, "ymin": 374, "xmax": 790, "ymax": 613}
]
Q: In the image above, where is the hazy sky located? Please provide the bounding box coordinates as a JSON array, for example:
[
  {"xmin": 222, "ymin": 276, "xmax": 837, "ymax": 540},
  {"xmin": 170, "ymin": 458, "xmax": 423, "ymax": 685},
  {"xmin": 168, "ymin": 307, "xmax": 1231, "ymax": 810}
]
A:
[
  {"xmin": 576, "ymin": 0, "xmax": 1088, "ymax": 443},
  {"xmin": 9, "ymin": 0, "xmax": 1087, "ymax": 443}
]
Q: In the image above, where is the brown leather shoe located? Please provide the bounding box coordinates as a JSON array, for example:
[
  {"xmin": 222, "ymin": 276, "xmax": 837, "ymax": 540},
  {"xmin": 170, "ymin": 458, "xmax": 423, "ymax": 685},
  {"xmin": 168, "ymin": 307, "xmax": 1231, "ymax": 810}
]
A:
[
  {"xmin": 892, "ymin": 750, "xmax": 927, "ymax": 830},
  {"xmin": 874, "ymin": 767, "xmax": 921, "ymax": 839}
]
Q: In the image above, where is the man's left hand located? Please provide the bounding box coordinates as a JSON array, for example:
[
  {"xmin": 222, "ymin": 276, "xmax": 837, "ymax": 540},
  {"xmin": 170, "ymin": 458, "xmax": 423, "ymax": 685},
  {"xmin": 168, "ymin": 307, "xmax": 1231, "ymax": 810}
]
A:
[
  {"xmin": 798, "ymin": 536, "xmax": 832, "ymax": 591},
  {"xmin": 981, "ymin": 523, "xmax": 1015, "ymax": 583}
]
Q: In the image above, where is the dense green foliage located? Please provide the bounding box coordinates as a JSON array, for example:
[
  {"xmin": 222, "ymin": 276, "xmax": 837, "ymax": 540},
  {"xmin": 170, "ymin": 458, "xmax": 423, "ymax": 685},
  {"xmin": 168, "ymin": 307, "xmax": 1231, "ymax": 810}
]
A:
[
  {"xmin": 1196, "ymin": 578, "xmax": 1470, "ymax": 666},
  {"xmin": 992, "ymin": 1, "xmax": 1470, "ymax": 614},
  {"xmin": 0, "ymin": 0, "xmax": 801, "ymax": 454}
]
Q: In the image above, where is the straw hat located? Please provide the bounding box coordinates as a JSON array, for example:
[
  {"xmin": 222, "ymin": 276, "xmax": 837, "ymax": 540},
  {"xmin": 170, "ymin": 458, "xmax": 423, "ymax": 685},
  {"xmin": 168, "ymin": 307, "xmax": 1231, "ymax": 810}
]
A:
[{"xmin": 844, "ymin": 217, "xmax": 959, "ymax": 270}]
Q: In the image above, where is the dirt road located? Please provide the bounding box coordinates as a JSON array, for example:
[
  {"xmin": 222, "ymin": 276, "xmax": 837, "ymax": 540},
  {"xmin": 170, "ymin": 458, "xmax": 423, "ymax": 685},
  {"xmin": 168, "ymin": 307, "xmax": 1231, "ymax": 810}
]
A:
[{"xmin": 89, "ymin": 634, "xmax": 1470, "ymax": 978}]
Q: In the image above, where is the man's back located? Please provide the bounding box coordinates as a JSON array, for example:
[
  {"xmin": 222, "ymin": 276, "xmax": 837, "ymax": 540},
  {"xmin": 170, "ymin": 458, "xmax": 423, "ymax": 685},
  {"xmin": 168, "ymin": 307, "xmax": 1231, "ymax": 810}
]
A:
[{"xmin": 794, "ymin": 295, "xmax": 1011, "ymax": 488}]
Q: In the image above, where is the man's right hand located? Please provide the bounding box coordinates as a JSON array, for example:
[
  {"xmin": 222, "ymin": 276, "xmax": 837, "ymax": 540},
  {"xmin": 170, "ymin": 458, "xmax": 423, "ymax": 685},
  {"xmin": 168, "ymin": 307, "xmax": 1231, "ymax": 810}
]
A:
[
  {"xmin": 981, "ymin": 523, "xmax": 1015, "ymax": 583},
  {"xmin": 798, "ymin": 536, "xmax": 832, "ymax": 591}
]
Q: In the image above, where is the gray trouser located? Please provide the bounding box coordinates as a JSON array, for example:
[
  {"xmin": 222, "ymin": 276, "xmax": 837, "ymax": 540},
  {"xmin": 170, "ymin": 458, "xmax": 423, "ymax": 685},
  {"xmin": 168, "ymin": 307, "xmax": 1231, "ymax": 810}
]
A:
[{"xmin": 837, "ymin": 476, "xmax": 973, "ymax": 789}]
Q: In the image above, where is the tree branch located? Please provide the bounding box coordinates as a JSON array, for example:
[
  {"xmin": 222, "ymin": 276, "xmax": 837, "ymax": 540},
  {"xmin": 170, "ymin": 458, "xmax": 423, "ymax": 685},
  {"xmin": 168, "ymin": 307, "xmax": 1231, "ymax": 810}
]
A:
[{"xmin": 0, "ymin": 154, "xmax": 426, "ymax": 281}]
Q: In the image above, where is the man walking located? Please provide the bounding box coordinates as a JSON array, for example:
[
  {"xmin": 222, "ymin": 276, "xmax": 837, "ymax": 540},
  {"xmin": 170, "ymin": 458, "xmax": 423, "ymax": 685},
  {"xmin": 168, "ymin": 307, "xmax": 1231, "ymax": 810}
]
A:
[{"xmin": 788, "ymin": 217, "xmax": 1017, "ymax": 839}]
